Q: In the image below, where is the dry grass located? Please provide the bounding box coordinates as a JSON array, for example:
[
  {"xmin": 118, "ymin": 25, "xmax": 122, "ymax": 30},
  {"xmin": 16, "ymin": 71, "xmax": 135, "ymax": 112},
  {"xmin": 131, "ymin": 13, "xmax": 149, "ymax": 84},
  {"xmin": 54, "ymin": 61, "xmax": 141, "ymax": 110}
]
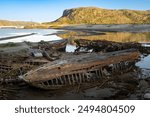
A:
[
  {"xmin": 0, "ymin": 20, "xmax": 38, "ymax": 26},
  {"xmin": 46, "ymin": 7, "xmax": 150, "ymax": 25}
]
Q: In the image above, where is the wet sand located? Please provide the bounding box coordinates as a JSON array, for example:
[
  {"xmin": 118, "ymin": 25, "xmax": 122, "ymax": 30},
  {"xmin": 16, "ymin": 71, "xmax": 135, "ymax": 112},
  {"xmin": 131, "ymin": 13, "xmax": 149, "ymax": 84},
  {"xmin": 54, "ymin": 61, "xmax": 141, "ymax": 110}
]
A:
[{"xmin": 60, "ymin": 24, "xmax": 150, "ymax": 32}]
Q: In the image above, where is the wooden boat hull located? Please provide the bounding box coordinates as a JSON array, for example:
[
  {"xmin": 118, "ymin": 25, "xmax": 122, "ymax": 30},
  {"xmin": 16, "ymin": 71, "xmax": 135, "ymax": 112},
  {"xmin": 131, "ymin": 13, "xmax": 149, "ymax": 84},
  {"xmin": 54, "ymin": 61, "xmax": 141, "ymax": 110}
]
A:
[
  {"xmin": 50, "ymin": 39, "xmax": 68, "ymax": 51},
  {"xmin": 21, "ymin": 49, "xmax": 140, "ymax": 90}
]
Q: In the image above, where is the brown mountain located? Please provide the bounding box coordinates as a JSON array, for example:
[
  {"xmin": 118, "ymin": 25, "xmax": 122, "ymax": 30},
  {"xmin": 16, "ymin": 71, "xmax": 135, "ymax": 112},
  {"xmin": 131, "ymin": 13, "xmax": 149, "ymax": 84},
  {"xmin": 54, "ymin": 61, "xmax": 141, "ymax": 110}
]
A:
[{"xmin": 46, "ymin": 7, "xmax": 150, "ymax": 25}]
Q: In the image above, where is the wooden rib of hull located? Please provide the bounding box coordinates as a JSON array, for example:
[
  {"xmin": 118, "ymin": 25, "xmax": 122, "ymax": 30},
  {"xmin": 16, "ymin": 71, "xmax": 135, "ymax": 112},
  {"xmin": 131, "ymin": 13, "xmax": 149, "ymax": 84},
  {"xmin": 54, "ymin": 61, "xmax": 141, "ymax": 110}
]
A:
[{"xmin": 21, "ymin": 49, "xmax": 140, "ymax": 89}]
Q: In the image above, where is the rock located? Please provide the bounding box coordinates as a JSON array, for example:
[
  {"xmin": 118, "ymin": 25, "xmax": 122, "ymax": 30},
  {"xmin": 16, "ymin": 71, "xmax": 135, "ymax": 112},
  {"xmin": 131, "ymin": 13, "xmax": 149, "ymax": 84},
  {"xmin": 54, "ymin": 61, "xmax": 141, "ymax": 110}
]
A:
[
  {"xmin": 144, "ymin": 88, "xmax": 150, "ymax": 93},
  {"xmin": 63, "ymin": 9, "xmax": 73, "ymax": 16},
  {"xmin": 129, "ymin": 94, "xmax": 139, "ymax": 100},
  {"xmin": 51, "ymin": 52, "xmax": 61, "ymax": 57},
  {"xmin": 145, "ymin": 77, "xmax": 150, "ymax": 82},
  {"xmin": 138, "ymin": 80, "xmax": 149, "ymax": 92},
  {"xmin": 144, "ymin": 93, "xmax": 150, "ymax": 99},
  {"xmin": 83, "ymin": 88, "xmax": 118, "ymax": 99}
]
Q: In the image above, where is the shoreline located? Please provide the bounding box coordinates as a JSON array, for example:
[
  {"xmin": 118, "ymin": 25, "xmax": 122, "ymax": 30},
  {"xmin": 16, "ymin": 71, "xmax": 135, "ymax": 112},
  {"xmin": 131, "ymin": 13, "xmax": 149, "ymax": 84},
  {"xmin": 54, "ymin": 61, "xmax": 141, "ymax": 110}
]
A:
[{"xmin": 58, "ymin": 24, "xmax": 150, "ymax": 33}]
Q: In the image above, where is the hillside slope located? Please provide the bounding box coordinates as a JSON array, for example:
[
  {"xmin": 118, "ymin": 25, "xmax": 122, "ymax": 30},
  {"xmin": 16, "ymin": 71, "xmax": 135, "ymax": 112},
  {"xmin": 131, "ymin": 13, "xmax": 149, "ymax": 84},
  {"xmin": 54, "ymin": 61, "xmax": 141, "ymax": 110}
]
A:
[
  {"xmin": 0, "ymin": 20, "xmax": 38, "ymax": 26},
  {"xmin": 46, "ymin": 7, "xmax": 150, "ymax": 25}
]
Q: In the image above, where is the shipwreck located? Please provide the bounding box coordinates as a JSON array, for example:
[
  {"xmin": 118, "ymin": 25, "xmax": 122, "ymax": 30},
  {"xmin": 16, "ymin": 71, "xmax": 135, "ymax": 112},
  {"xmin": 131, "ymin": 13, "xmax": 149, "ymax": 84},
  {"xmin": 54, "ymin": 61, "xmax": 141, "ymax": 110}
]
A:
[
  {"xmin": 20, "ymin": 49, "xmax": 140, "ymax": 90},
  {"xmin": 0, "ymin": 39, "xmax": 68, "ymax": 83}
]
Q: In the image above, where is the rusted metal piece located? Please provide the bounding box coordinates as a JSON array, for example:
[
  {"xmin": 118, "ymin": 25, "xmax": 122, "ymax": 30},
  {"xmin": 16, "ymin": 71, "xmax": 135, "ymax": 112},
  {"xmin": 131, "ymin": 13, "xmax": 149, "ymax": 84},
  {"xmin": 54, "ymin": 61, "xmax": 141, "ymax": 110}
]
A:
[{"xmin": 21, "ymin": 49, "xmax": 140, "ymax": 90}]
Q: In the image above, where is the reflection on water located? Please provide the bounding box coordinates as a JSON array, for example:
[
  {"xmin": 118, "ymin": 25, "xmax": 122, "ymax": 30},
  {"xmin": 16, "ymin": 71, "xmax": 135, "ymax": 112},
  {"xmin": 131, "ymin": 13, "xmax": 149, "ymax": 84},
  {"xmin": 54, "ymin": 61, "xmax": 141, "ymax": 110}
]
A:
[
  {"xmin": 136, "ymin": 55, "xmax": 150, "ymax": 79},
  {"xmin": 136, "ymin": 55, "xmax": 150, "ymax": 69},
  {"xmin": 58, "ymin": 31, "xmax": 150, "ymax": 43}
]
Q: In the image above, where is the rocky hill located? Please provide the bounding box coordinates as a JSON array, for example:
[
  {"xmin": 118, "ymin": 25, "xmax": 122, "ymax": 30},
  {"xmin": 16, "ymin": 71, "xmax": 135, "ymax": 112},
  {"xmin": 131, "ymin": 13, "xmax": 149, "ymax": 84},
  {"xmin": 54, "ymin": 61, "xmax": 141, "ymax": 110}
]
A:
[{"xmin": 46, "ymin": 7, "xmax": 150, "ymax": 25}]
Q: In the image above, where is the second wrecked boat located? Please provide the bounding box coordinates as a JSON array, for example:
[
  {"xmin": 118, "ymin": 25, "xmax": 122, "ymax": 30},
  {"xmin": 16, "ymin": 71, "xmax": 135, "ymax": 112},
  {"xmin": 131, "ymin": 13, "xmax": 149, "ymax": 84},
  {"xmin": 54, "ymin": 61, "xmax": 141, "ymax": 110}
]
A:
[
  {"xmin": 20, "ymin": 49, "xmax": 140, "ymax": 90},
  {"xmin": 0, "ymin": 39, "xmax": 68, "ymax": 83}
]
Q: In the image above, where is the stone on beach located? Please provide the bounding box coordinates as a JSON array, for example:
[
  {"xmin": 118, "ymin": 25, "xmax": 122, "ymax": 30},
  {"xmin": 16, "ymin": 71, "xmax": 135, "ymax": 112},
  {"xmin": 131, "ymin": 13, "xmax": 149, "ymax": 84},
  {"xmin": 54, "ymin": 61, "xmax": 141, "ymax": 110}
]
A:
[{"xmin": 144, "ymin": 93, "xmax": 150, "ymax": 99}]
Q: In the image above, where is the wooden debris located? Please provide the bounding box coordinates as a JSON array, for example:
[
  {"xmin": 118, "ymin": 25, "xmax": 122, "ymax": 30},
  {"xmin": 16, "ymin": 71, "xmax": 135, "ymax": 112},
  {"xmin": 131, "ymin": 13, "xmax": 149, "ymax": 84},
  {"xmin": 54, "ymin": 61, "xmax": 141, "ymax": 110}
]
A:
[
  {"xmin": 75, "ymin": 39, "xmax": 150, "ymax": 54},
  {"xmin": 0, "ymin": 39, "xmax": 68, "ymax": 82}
]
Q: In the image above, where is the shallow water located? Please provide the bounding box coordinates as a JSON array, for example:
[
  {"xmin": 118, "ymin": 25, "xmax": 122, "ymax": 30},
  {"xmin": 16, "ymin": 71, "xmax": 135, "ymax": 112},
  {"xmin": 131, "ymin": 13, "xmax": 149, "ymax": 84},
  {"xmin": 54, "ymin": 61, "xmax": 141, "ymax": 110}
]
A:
[
  {"xmin": 136, "ymin": 55, "xmax": 150, "ymax": 69},
  {"xmin": 58, "ymin": 31, "xmax": 150, "ymax": 43},
  {"xmin": 0, "ymin": 29, "xmax": 76, "ymax": 52},
  {"xmin": 95, "ymin": 32, "xmax": 150, "ymax": 43},
  {"xmin": 0, "ymin": 29, "xmax": 62, "ymax": 43},
  {"xmin": 0, "ymin": 29, "xmax": 58, "ymax": 38}
]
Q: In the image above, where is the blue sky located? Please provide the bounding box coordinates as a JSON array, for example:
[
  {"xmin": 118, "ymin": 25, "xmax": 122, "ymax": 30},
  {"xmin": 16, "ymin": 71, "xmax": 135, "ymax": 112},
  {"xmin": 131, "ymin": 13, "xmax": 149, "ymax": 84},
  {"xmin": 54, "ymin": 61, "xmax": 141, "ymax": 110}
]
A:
[{"xmin": 0, "ymin": 0, "xmax": 149, "ymax": 22}]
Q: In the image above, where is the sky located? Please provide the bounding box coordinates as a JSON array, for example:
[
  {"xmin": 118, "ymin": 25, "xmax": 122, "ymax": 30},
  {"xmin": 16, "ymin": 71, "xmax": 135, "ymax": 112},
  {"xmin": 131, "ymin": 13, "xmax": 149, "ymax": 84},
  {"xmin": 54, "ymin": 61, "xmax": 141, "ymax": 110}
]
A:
[{"xmin": 0, "ymin": 0, "xmax": 150, "ymax": 22}]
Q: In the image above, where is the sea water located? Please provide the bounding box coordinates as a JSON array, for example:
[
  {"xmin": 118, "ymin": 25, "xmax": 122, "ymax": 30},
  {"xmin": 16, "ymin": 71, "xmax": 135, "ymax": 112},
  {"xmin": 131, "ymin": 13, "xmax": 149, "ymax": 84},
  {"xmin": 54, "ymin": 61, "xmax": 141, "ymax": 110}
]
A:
[{"xmin": 0, "ymin": 29, "xmax": 62, "ymax": 42}]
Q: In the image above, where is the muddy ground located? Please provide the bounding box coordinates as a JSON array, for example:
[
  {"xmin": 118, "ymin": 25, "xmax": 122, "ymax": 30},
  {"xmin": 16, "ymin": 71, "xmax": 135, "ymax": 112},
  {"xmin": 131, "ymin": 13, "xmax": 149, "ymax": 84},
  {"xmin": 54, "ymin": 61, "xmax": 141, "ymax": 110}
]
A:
[{"xmin": 0, "ymin": 70, "xmax": 150, "ymax": 100}]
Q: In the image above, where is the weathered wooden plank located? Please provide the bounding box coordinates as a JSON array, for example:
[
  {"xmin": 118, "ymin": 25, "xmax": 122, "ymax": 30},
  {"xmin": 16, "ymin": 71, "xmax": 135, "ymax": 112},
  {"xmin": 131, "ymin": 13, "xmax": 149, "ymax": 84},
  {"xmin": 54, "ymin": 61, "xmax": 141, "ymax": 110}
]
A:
[{"xmin": 21, "ymin": 49, "xmax": 140, "ymax": 89}]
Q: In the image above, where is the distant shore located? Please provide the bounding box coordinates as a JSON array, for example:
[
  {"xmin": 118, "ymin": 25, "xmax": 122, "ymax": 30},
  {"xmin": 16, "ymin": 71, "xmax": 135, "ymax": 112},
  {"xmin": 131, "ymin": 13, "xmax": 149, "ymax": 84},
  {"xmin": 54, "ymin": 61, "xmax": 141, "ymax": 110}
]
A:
[{"xmin": 59, "ymin": 24, "xmax": 150, "ymax": 32}]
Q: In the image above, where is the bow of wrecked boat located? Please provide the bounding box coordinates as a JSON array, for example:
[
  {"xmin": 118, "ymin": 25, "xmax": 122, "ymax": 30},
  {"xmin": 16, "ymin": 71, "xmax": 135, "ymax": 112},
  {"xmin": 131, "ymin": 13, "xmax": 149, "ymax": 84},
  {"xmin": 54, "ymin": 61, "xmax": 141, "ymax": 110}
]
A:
[{"xmin": 20, "ymin": 49, "xmax": 140, "ymax": 90}]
